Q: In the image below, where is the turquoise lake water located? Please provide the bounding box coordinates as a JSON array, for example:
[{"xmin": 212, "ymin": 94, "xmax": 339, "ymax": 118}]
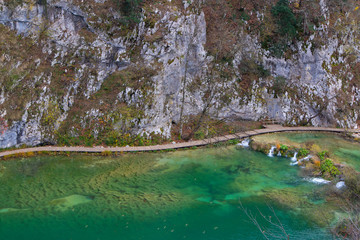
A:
[{"xmin": 1, "ymin": 133, "xmax": 357, "ymax": 240}]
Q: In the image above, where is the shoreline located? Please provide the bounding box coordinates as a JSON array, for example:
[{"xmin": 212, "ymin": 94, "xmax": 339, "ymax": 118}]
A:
[{"xmin": 0, "ymin": 125, "xmax": 358, "ymax": 158}]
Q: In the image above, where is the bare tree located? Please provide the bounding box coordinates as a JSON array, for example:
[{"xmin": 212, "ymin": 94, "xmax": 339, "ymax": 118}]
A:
[
  {"xmin": 240, "ymin": 201, "xmax": 290, "ymax": 240},
  {"xmin": 179, "ymin": 0, "xmax": 204, "ymax": 138},
  {"xmin": 182, "ymin": 66, "xmax": 219, "ymax": 140},
  {"xmin": 332, "ymin": 186, "xmax": 360, "ymax": 239}
]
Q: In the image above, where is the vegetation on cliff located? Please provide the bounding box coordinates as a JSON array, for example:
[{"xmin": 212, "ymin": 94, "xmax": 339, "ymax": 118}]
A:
[{"xmin": 0, "ymin": 0, "xmax": 359, "ymax": 148}]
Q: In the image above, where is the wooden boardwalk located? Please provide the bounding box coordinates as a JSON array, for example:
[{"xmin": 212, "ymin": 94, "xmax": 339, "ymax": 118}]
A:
[{"xmin": 0, "ymin": 125, "xmax": 359, "ymax": 158}]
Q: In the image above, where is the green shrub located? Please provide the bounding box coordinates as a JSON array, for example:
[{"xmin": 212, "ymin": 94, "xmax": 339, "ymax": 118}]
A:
[
  {"xmin": 105, "ymin": 136, "xmax": 118, "ymax": 146},
  {"xmin": 271, "ymin": 0, "xmax": 298, "ymax": 38},
  {"xmin": 272, "ymin": 76, "xmax": 287, "ymax": 97},
  {"xmin": 318, "ymin": 151, "xmax": 329, "ymax": 161},
  {"xmin": 239, "ymin": 11, "xmax": 250, "ymax": 21},
  {"xmin": 113, "ymin": 0, "xmax": 143, "ymax": 26},
  {"xmin": 239, "ymin": 59, "xmax": 271, "ymax": 79},
  {"xmin": 279, "ymin": 144, "xmax": 289, "ymax": 155},
  {"xmin": 57, "ymin": 134, "xmax": 71, "ymax": 146},
  {"xmin": 228, "ymin": 139, "xmax": 240, "ymax": 145},
  {"xmin": 280, "ymin": 144, "xmax": 288, "ymax": 151},
  {"xmin": 257, "ymin": 64, "xmax": 271, "ymax": 78},
  {"xmin": 136, "ymin": 135, "xmax": 144, "ymax": 146},
  {"xmin": 298, "ymin": 148, "xmax": 310, "ymax": 158},
  {"xmin": 194, "ymin": 130, "xmax": 205, "ymax": 140},
  {"xmin": 262, "ymin": 0, "xmax": 299, "ymax": 57},
  {"xmin": 84, "ymin": 135, "xmax": 95, "ymax": 147},
  {"xmin": 320, "ymin": 159, "xmax": 341, "ymax": 177}
]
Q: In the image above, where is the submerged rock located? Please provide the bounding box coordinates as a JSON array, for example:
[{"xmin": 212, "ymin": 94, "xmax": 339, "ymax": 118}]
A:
[
  {"xmin": 0, "ymin": 208, "xmax": 22, "ymax": 213},
  {"xmin": 265, "ymin": 189, "xmax": 311, "ymax": 209},
  {"xmin": 48, "ymin": 194, "xmax": 93, "ymax": 211},
  {"xmin": 196, "ymin": 196, "xmax": 212, "ymax": 203}
]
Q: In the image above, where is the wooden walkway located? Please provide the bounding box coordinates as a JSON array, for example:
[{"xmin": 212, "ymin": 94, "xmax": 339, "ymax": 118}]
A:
[{"xmin": 0, "ymin": 125, "xmax": 359, "ymax": 158}]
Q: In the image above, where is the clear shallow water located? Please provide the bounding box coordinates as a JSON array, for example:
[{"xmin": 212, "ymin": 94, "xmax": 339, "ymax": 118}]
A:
[{"xmin": 0, "ymin": 145, "xmax": 339, "ymax": 240}]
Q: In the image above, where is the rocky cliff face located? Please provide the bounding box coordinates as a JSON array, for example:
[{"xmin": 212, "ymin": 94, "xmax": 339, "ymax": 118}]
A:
[{"xmin": 0, "ymin": 0, "xmax": 359, "ymax": 148}]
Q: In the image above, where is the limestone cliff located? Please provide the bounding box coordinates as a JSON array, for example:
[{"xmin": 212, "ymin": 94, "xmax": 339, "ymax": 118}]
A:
[{"xmin": 0, "ymin": 0, "xmax": 359, "ymax": 148}]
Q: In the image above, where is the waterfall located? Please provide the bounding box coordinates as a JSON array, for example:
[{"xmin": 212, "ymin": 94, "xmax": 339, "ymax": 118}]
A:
[
  {"xmin": 268, "ymin": 146, "xmax": 276, "ymax": 157},
  {"xmin": 336, "ymin": 181, "xmax": 346, "ymax": 189},
  {"xmin": 290, "ymin": 152, "xmax": 298, "ymax": 165},
  {"xmin": 237, "ymin": 138, "xmax": 250, "ymax": 148},
  {"xmin": 277, "ymin": 151, "xmax": 281, "ymax": 157},
  {"xmin": 291, "ymin": 155, "xmax": 312, "ymax": 166},
  {"xmin": 301, "ymin": 155, "xmax": 312, "ymax": 161},
  {"xmin": 290, "ymin": 153, "xmax": 313, "ymax": 166},
  {"xmin": 307, "ymin": 177, "xmax": 331, "ymax": 184}
]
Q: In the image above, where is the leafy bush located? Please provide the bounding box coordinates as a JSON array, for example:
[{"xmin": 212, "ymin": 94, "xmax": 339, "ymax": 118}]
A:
[
  {"xmin": 194, "ymin": 130, "xmax": 205, "ymax": 140},
  {"xmin": 239, "ymin": 59, "xmax": 270, "ymax": 79},
  {"xmin": 262, "ymin": 0, "xmax": 299, "ymax": 57},
  {"xmin": 257, "ymin": 64, "xmax": 271, "ymax": 78},
  {"xmin": 280, "ymin": 144, "xmax": 288, "ymax": 150},
  {"xmin": 298, "ymin": 148, "xmax": 310, "ymax": 158},
  {"xmin": 272, "ymin": 76, "xmax": 287, "ymax": 97},
  {"xmin": 271, "ymin": 0, "xmax": 298, "ymax": 38},
  {"xmin": 320, "ymin": 159, "xmax": 341, "ymax": 177},
  {"xmin": 318, "ymin": 151, "xmax": 329, "ymax": 161},
  {"xmin": 278, "ymin": 144, "xmax": 289, "ymax": 155},
  {"xmin": 228, "ymin": 139, "xmax": 240, "ymax": 145},
  {"xmin": 239, "ymin": 10, "xmax": 250, "ymax": 21},
  {"xmin": 112, "ymin": 0, "xmax": 143, "ymax": 26},
  {"xmin": 105, "ymin": 136, "xmax": 118, "ymax": 146}
]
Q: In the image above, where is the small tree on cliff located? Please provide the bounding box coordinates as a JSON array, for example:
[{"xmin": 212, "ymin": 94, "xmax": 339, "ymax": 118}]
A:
[
  {"xmin": 112, "ymin": 0, "xmax": 143, "ymax": 26},
  {"xmin": 271, "ymin": 0, "xmax": 298, "ymax": 39},
  {"xmin": 122, "ymin": 0, "xmax": 142, "ymax": 24},
  {"xmin": 262, "ymin": 0, "xmax": 298, "ymax": 57}
]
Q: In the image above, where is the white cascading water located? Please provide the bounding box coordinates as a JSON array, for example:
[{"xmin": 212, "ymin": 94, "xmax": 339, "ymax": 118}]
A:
[
  {"xmin": 290, "ymin": 152, "xmax": 298, "ymax": 165},
  {"xmin": 307, "ymin": 178, "xmax": 331, "ymax": 184},
  {"xmin": 301, "ymin": 155, "xmax": 312, "ymax": 161},
  {"xmin": 237, "ymin": 138, "xmax": 250, "ymax": 148},
  {"xmin": 277, "ymin": 151, "xmax": 281, "ymax": 157},
  {"xmin": 291, "ymin": 152, "xmax": 298, "ymax": 162},
  {"xmin": 336, "ymin": 181, "xmax": 346, "ymax": 189},
  {"xmin": 268, "ymin": 146, "xmax": 276, "ymax": 157},
  {"xmin": 291, "ymin": 154, "xmax": 312, "ymax": 166}
]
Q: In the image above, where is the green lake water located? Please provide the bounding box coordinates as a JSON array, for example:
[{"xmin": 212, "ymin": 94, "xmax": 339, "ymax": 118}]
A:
[{"xmin": 1, "ymin": 132, "xmax": 358, "ymax": 240}]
